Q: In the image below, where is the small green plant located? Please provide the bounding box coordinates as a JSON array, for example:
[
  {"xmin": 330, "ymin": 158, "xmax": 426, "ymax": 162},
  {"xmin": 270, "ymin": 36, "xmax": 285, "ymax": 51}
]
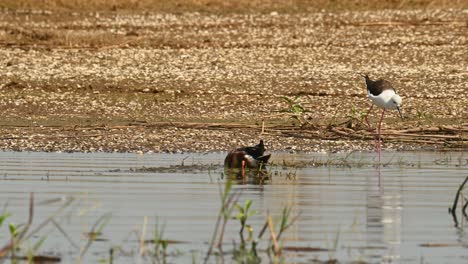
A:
[
  {"xmin": 276, "ymin": 207, "xmax": 296, "ymax": 242},
  {"xmin": 253, "ymin": 163, "xmax": 271, "ymax": 185},
  {"xmin": 416, "ymin": 109, "xmax": 433, "ymax": 119},
  {"xmin": 0, "ymin": 213, "xmax": 10, "ymax": 229},
  {"xmin": 232, "ymin": 243, "xmax": 261, "ymax": 264},
  {"xmin": 279, "ymin": 96, "xmax": 310, "ymax": 125},
  {"xmin": 152, "ymin": 220, "xmax": 168, "ymax": 262},
  {"xmin": 8, "ymin": 222, "xmax": 18, "ymax": 258},
  {"xmin": 280, "ymin": 96, "xmax": 306, "ymax": 115},
  {"xmin": 204, "ymin": 179, "xmax": 240, "ymax": 263},
  {"xmin": 415, "ymin": 108, "xmax": 434, "ymax": 125},
  {"xmin": 232, "ymin": 199, "xmax": 261, "ymax": 263},
  {"xmin": 0, "ymin": 195, "xmax": 35, "ymax": 260},
  {"xmin": 26, "ymin": 236, "xmax": 47, "ymax": 263},
  {"xmin": 8, "ymin": 223, "xmax": 17, "ymax": 238},
  {"xmin": 351, "ymin": 105, "xmax": 365, "ymax": 119},
  {"xmin": 204, "ymin": 180, "xmax": 299, "ymax": 264},
  {"xmin": 346, "ymin": 105, "xmax": 367, "ymax": 129},
  {"xmin": 0, "ymin": 194, "xmax": 75, "ymax": 262},
  {"xmin": 235, "ymin": 199, "xmax": 257, "ymax": 243},
  {"xmin": 80, "ymin": 212, "xmax": 112, "ymax": 259}
]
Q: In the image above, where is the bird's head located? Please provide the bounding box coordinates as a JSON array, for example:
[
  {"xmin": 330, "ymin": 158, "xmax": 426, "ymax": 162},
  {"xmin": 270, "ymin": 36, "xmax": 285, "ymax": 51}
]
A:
[{"xmin": 391, "ymin": 94, "xmax": 403, "ymax": 119}]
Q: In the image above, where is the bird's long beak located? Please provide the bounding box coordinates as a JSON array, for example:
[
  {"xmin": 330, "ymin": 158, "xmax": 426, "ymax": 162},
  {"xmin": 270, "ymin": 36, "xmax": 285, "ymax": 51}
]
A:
[{"xmin": 397, "ymin": 106, "xmax": 403, "ymax": 119}]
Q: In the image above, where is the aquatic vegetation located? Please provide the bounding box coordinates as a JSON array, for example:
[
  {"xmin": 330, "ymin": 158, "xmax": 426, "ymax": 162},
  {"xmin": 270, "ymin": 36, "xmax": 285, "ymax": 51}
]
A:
[
  {"xmin": 203, "ymin": 179, "xmax": 238, "ymax": 263},
  {"xmin": 152, "ymin": 221, "xmax": 168, "ymax": 260},
  {"xmin": 79, "ymin": 212, "xmax": 112, "ymax": 260},
  {"xmin": 277, "ymin": 156, "xmax": 370, "ymax": 169},
  {"xmin": 1, "ymin": 150, "xmax": 465, "ymax": 263},
  {"xmin": 230, "ymin": 204, "xmax": 300, "ymax": 263},
  {"xmin": 0, "ymin": 193, "xmax": 74, "ymax": 262},
  {"xmin": 434, "ymin": 156, "xmax": 451, "ymax": 166},
  {"xmin": 202, "ymin": 180, "xmax": 300, "ymax": 263},
  {"xmin": 273, "ymin": 151, "xmax": 464, "ymax": 170},
  {"xmin": 232, "ymin": 199, "xmax": 260, "ymax": 263},
  {"xmin": 449, "ymin": 176, "xmax": 468, "ymax": 227},
  {"xmin": 276, "ymin": 206, "xmax": 298, "ymax": 244},
  {"xmin": 235, "ymin": 199, "xmax": 257, "ymax": 242},
  {"xmin": 130, "ymin": 163, "xmax": 221, "ymax": 173}
]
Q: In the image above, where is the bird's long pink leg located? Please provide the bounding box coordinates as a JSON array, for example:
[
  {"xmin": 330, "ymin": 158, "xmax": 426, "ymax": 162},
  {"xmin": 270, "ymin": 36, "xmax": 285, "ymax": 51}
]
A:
[
  {"xmin": 377, "ymin": 109, "xmax": 386, "ymax": 164},
  {"xmin": 365, "ymin": 104, "xmax": 379, "ymax": 147},
  {"xmin": 241, "ymin": 160, "xmax": 246, "ymax": 178}
]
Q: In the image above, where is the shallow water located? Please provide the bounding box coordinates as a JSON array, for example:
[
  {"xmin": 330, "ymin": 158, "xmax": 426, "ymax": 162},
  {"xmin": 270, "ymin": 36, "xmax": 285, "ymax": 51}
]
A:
[{"xmin": 0, "ymin": 151, "xmax": 467, "ymax": 263}]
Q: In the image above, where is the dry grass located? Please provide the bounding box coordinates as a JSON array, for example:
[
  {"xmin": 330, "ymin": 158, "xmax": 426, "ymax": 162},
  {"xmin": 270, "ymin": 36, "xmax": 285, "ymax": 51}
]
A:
[{"xmin": 0, "ymin": 0, "xmax": 467, "ymax": 13}]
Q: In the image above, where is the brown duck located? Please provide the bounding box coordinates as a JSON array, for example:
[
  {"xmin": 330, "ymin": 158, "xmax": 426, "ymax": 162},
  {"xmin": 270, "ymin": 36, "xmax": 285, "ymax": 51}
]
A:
[{"xmin": 224, "ymin": 140, "xmax": 271, "ymax": 177}]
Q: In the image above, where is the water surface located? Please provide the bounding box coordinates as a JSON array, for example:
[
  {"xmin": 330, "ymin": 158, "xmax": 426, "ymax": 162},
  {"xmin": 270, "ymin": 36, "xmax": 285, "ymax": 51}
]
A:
[{"xmin": 0, "ymin": 151, "xmax": 466, "ymax": 263}]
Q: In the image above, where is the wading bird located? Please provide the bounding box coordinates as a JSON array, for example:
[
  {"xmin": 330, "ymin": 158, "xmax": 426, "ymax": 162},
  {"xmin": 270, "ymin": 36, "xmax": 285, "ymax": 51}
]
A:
[
  {"xmin": 360, "ymin": 73, "xmax": 403, "ymax": 162},
  {"xmin": 224, "ymin": 140, "xmax": 271, "ymax": 178}
]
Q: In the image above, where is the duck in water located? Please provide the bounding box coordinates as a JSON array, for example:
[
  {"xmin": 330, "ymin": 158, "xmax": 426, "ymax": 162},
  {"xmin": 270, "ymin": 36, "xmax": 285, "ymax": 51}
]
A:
[{"xmin": 224, "ymin": 140, "xmax": 271, "ymax": 178}]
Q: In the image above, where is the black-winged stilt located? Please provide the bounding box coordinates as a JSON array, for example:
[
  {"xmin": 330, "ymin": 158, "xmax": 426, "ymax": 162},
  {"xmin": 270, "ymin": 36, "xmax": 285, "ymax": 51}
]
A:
[{"xmin": 360, "ymin": 74, "xmax": 403, "ymax": 163}]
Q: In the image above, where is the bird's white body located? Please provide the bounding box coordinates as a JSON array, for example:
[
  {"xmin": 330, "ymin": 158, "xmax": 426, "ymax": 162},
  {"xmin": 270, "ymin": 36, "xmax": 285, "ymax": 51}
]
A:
[
  {"xmin": 367, "ymin": 89, "xmax": 401, "ymax": 110},
  {"xmin": 243, "ymin": 154, "xmax": 258, "ymax": 168}
]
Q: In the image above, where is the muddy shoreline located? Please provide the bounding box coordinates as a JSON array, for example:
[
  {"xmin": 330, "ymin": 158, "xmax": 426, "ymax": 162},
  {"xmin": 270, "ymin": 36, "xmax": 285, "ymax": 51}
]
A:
[{"xmin": 0, "ymin": 9, "xmax": 466, "ymax": 153}]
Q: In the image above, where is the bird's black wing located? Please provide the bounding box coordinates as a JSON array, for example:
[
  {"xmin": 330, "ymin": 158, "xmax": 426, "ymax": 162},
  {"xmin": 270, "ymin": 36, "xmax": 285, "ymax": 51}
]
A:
[
  {"xmin": 237, "ymin": 140, "xmax": 265, "ymax": 159},
  {"xmin": 368, "ymin": 79, "xmax": 395, "ymax": 96},
  {"xmin": 256, "ymin": 154, "xmax": 271, "ymax": 165}
]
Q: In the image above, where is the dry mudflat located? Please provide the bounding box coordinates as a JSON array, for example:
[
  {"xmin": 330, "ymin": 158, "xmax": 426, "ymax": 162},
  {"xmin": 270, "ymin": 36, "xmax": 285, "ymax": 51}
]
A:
[{"xmin": 0, "ymin": 8, "xmax": 466, "ymax": 153}]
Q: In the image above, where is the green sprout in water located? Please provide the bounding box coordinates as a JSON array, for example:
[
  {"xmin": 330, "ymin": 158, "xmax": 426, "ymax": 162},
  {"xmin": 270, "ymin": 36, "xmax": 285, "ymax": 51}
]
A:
[
  {"xmin": 235, "ymin": 199, "xmax": 257, "ymax": 243},
  {"xmin": 152, "ymin": 220, "xmax": 168, "ymax": 262},
  {"xmin": 203, "ymin": 180, "xmax": 300, "ymax": 264},
  {"xmin": 204, "ymin": 179, "xmax": 240, "ymax": 263},
  {"xmin": 232, "ymin": 199, "xmax": 261, "ymax": 264},
  {"xmin": 0, "ymin": 194, "xmax": 75, "ymax": 262},
  {"xmin": 26, "ymin": 236, "xmax": 47, "ymax": 263}
]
